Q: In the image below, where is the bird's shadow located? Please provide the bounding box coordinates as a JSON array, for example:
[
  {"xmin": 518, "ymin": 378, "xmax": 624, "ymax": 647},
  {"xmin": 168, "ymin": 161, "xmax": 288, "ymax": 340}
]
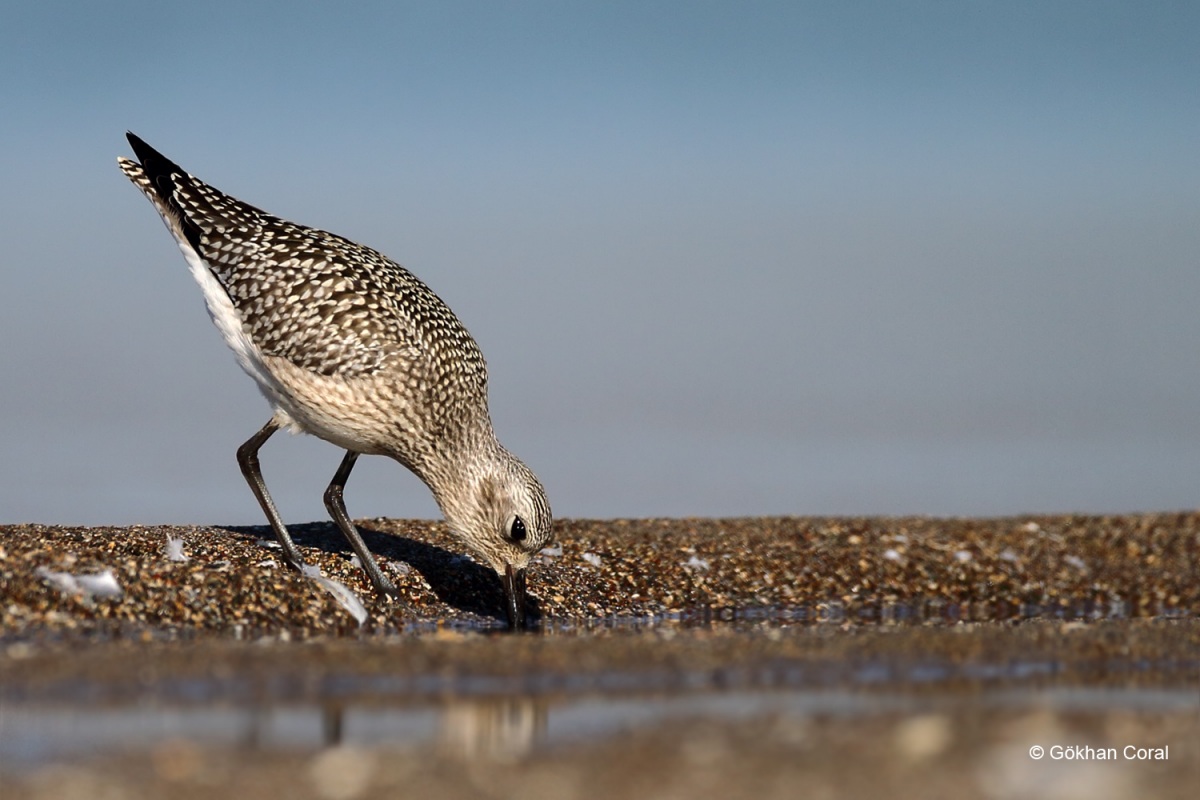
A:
[{"xmin": 218, "ymin": 521, "xmax": 541, "ymax": 626}]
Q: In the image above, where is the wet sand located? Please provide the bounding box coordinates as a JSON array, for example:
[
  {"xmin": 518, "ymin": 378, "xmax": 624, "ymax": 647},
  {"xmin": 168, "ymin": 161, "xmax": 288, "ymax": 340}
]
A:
[{"xmin": 2, "ymin": 514, "xmax": 1199, "ymax": 798}]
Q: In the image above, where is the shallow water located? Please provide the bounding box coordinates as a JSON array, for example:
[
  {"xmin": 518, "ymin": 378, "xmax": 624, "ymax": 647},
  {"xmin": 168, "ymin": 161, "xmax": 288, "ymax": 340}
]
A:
[
  {"xmin": 539, "ymin": 595, "xmax": 1164, "ymax": 629},
  {"xmin": 406, "ymin": 594, "xmax": 1171, "ymax": 636},
  {"xmin": 4, "ymin": 618, "xmax": 1199, "ymax": 770},
  {"xmin": 5, "ymin": 684, "xmax": 1200, "ymax": 770}
]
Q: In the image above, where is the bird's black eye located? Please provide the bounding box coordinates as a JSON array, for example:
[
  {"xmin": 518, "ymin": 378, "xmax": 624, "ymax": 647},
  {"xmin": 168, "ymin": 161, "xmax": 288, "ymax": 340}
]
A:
[{"xmin": 510, "ymin": 516, "xmax": 527, "ymax": 542}]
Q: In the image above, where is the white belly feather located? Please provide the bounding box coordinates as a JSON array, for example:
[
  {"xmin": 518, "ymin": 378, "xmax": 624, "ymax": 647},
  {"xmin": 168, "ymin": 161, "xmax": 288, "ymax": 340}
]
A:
[{"xmin": 178, "ymin": 240, "xmax": 279, "ymax": 398}]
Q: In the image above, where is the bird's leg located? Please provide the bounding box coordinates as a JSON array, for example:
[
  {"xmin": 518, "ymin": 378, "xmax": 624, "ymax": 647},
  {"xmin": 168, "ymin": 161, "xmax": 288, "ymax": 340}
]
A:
[
  {"xmin": 324, "ymin": 450, "xmax": 400, "ymax": 599},
  {"xmin": 236, "ymin": 415, "xmax": 307, "ymax": 572}
]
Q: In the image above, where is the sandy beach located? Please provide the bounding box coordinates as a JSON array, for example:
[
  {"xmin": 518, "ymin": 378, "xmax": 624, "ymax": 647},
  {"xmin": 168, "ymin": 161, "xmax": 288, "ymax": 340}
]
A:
[{"xmin": 2, "ymin": 514, "xmax": 1198, "ymax": 798}]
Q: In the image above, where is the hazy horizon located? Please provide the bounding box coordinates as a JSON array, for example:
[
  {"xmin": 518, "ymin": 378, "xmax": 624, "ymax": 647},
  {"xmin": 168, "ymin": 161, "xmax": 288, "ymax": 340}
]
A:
[{"xmin": 3, "ymin": 2, "xmax": 1198, "ymax": 524}]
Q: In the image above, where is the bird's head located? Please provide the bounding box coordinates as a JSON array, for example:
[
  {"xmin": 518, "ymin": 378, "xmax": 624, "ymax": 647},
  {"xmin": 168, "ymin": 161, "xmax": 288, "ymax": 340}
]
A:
[{"xmin": 435, "ymin": 449, "xmax": 553, "ymax": 630}]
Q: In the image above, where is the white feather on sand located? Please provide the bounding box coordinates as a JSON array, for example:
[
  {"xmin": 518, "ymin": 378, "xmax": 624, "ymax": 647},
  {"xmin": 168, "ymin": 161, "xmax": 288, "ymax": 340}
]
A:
[{"xmin": 36, "ymin": 567, "xmax": 123, "ymax": 599}]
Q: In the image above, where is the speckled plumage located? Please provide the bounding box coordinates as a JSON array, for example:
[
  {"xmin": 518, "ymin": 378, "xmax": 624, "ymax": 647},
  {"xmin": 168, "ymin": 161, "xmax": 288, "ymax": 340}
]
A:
[{"xmin": 118, "ymin": 133, "xmax": 551, "ymax": 626}]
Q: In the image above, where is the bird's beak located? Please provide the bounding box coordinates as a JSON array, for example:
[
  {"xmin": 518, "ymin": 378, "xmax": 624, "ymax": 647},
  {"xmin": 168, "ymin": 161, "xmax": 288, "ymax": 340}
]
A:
[{"xmin": 502, "ymin": 563, "xmax": 528, "ymax": 631}]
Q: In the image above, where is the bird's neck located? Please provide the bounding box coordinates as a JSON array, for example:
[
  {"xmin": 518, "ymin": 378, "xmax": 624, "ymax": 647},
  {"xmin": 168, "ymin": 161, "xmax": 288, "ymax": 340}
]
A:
[{"xmin": 420, "ymin": 420, "xmax": 509, "ymax": 529}]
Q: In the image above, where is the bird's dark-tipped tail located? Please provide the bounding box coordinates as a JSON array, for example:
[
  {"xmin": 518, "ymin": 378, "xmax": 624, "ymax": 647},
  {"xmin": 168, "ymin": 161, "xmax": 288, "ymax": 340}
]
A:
[
  {"xmin": 118, "ymin": 133, "xmax": 206, "ymax": 253},
  {"xmin": 124, "ymin": 132, "xmax": 186, "ymax": 202}
]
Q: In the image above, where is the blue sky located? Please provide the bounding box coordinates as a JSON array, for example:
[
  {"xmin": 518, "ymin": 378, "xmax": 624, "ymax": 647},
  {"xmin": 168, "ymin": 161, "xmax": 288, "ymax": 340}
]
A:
[{"xmin": 2, "ymin": 2, "xmax": 1198, "ymax": 523}]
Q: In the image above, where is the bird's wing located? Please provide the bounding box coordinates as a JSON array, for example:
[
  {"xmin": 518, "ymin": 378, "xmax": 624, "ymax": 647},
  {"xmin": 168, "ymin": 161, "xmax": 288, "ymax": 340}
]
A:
[{"xmin": 118, "ymin": 133, "xmax": 486, "ymax": 383}]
